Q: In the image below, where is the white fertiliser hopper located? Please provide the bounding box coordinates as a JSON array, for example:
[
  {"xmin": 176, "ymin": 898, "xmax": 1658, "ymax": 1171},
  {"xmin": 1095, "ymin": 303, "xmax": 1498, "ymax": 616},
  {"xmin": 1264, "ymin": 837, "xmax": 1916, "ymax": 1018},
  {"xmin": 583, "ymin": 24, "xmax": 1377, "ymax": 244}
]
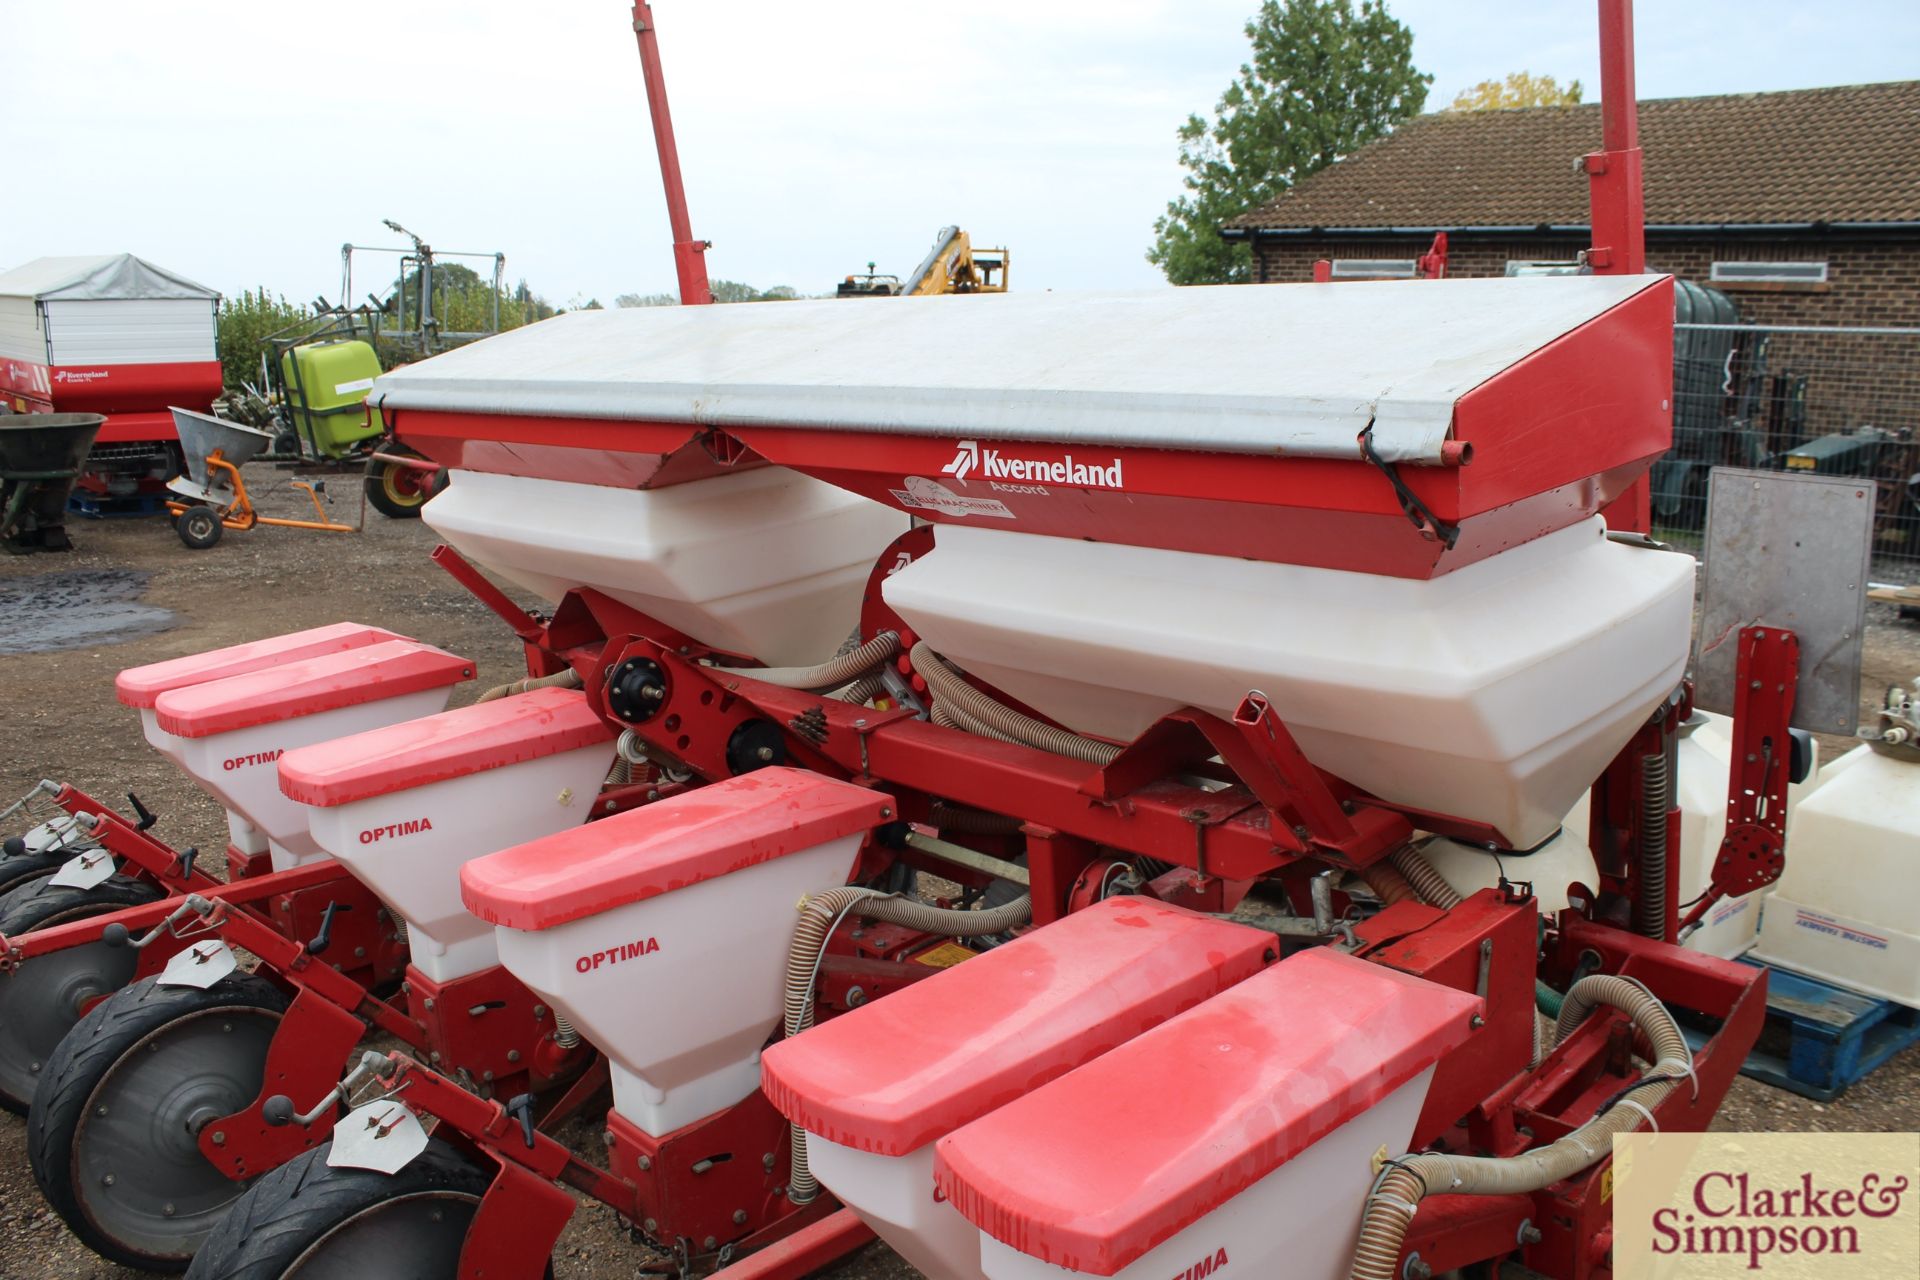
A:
[
  {"xmin": 423, "ymin": 468, "xmax": 903, "ymax": 667},
  {"xmin": 884, "ymin": 518, "xmax": 1695, "ymax": 849}
]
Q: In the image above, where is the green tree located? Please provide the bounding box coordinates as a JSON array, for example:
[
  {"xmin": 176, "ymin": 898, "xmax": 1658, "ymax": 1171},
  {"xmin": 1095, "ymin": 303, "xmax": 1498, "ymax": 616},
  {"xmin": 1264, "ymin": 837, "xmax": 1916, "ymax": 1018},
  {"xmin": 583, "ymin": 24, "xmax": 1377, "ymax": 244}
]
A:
[
  {"xmin": 1148, "ymin": 0, "xmax": 1430, "ymax": 285},
  {"xmin": 216, "ymin": 289, "xmax": 320, "ymax": 389},
  {"xmin": 1448, "ymin": 72, "xmax": 1582, "ymax": 111}
]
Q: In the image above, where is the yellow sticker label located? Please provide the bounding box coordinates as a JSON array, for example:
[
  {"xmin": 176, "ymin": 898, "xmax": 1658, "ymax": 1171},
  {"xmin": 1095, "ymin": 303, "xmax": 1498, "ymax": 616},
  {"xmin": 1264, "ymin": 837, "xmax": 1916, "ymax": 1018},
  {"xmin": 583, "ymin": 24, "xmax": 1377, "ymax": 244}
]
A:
[
  {"xmin": 911, "ymin": 941, "xmax": 976, "ymax": 969},
  {"xmin": 1601, "ymin": 1165, "xmax": 1614, "ymax": 1203},
  {"xmin": 1786, "ymin": 455, "xmax": 1818, "ymax": 470},
  {"xmin": 1612, "ymin": 1131, "xmax": 1920, "ymax": 1280}
]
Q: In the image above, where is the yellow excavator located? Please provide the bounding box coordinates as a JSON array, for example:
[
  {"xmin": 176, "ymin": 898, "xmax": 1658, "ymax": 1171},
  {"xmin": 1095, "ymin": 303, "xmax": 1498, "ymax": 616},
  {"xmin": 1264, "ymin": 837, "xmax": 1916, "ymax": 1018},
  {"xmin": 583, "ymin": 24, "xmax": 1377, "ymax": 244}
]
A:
[{"xmin": 837, "ymin": 226, "xmax": 1008, "ymax": 297}]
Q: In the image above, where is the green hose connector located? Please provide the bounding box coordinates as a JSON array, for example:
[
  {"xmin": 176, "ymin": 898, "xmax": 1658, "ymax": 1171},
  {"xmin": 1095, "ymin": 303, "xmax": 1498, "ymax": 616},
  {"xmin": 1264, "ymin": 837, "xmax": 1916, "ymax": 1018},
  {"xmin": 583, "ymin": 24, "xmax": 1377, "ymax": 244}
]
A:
[{"xmin": 1535, "ymin": 979, "xmax": 1564, "ymax": 1018}]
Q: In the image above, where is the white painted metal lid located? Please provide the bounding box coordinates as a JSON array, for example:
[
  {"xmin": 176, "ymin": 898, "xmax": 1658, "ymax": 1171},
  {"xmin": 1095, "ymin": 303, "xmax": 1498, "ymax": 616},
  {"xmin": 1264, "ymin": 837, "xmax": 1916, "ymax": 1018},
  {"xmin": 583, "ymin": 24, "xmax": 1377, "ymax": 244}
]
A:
[{"xmin": 372, "ymin": 276, "xmax": 1664, "ymax": 464}]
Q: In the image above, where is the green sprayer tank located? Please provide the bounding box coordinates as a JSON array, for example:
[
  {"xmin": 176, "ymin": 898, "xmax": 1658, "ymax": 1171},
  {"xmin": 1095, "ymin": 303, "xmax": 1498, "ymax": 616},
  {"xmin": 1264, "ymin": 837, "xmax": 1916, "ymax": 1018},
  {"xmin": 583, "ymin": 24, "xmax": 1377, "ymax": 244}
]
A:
[{"xmin": 280, "ymin": 339, "xmax": 385, "ymax": 457}]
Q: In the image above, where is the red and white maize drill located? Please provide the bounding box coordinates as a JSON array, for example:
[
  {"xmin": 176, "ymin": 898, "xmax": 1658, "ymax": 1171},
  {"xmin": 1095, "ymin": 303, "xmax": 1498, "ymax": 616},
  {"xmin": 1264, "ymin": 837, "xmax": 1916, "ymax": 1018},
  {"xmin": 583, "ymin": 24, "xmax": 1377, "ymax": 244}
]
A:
[{"xmin": 0, "ymin": 3, "xmax": 1810, "ymax": 1279}]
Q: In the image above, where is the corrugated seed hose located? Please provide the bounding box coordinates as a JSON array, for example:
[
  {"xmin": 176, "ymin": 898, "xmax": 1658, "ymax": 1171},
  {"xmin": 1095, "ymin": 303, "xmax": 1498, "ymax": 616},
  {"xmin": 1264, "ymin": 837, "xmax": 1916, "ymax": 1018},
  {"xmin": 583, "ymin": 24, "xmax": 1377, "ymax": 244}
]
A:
[
  {"xmin": 1391, "ymin": 842, "xmax": 1463, "ymax": 909},
  {"xmin": 476, "ymin": 667, "xmax": 583, "ymax": 704},
  {"xmin": 1360, "ymin": 862, "xmax": 1418, "ymax": 906},
  {"xmin": 1346, "ymin": 975, "xmax": 1693, "ymax": 1280},
  {"xmin": 911, "ymin": 642, "xmax": 1120, "ymax": 765},
  {"xmin": 782, "ymin": 885, "xmax": 1034, "ymax": 1203},
  {"xmin": 740, "ymin": 631, "xmax": 900, "ymax": 690}
]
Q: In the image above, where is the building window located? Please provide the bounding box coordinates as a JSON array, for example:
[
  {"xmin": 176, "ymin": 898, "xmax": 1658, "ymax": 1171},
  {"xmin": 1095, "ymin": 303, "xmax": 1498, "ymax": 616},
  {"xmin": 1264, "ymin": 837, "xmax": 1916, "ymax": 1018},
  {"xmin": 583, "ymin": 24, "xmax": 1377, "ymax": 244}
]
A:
[
  {"xmin": 1328, "ymin": 259, "xmax": 1417, "ymax": 280},
  {"xmin": 1505, "ymin": 260, "xmax": 1587, "ymax": 277},
  {"xmin": 1709, "ymin": 261, "xmax": 1829, "ymax": 284}
]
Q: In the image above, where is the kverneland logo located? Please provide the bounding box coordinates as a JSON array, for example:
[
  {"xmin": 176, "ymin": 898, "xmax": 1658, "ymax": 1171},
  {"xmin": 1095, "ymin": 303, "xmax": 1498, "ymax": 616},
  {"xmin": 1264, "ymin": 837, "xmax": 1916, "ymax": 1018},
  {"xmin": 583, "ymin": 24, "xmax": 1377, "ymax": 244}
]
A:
[
  {"xmin": 940, "ymin": 438, "xmax": 1123, "ymax": 489},
  {"xmin": 575, "ymin": 936, "xmax": 661, "ymax": 973},
  {"xmin": 1169, "ymin": 1247, "xmax": 1228, "ymax": 1279},
  {"xmin": 358, "ymin": 817, "xmax": 434, "ymax": 844},
  {"xmin": 222, "ymin": 749, "xmax": 284, "ymax": 772},
  {"xmin": 52, "ymin": 369, "xmax": 110, "ymax": 383}
]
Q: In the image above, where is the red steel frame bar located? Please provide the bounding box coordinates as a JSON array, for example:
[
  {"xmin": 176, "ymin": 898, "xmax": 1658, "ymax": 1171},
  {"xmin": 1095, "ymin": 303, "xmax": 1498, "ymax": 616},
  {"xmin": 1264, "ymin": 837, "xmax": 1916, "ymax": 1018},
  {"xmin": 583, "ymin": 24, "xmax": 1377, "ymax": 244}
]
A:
[
  {"xmin": 1590, "ymin": 0, "xmax": 1653, "ymax": 533},
  {"xmin": 630, "ymin": 2, "xmax": 713, "ymax": 305}
]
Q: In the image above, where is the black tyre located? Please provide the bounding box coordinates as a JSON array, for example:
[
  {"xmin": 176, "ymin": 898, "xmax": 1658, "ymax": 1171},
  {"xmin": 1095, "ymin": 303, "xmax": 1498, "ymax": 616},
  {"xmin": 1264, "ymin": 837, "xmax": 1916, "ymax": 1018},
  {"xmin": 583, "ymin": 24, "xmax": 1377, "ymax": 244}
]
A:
[
  {"xmin": 0, "ymin": 838, "xmax": 76, "ymax": 898},
  {"xmin": 363, "ymin": 457, "xmax": 432, "ymax": 520},
  {"xmin": 0, "ymin": 872, "xmax": 167, "ymax": 1113},
  {"xmin": 184, "ymin": 1140, "xmax": 494, "ymax": 1280},
  {"xmin": 177, "ymin": 506, "xmax": 223, "ymax": 549},
  {"xmin": 30, "ymin": 971, "xmax": 290, "ymax": 1269}
]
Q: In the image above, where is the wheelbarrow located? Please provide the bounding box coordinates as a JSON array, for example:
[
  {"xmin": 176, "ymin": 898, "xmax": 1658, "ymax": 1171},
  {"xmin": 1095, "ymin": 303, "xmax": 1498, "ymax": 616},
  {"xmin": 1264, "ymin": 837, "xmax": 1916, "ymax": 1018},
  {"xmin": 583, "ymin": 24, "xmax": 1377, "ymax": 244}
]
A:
[
  {"xmin": 164, "ymin": 407, "xmax": 359, "ymax": 549},
  {"xmin": 0, "ymin": 412, "xmax": 105, "ymax": 552}
]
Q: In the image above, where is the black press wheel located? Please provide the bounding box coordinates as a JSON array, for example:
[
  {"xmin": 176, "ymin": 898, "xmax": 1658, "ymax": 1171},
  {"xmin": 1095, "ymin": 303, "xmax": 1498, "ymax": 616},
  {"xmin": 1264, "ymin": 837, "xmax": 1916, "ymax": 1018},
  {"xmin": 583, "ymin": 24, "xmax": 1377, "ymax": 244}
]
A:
[
  {"xmin": 184, "ymin": 1140, "xmax": 494, "ymax": 1280},
  {"xmin": 0, "ymin": 835, "xmax": 77, "ymax": 899},
  {"xmin": 176, "ymin": 506, "xmax": 223, "ymax": 549},
  {"xmin": 29, "ymin": 971, "xmax": 289, "ymax": 1269},
  {"xmin": 0, "ymin": 872, "xmax": 167, "ymax": 1113},
  {"xmin": 364, "ymin": 456, "xmax": 433, "ymax": 520}
]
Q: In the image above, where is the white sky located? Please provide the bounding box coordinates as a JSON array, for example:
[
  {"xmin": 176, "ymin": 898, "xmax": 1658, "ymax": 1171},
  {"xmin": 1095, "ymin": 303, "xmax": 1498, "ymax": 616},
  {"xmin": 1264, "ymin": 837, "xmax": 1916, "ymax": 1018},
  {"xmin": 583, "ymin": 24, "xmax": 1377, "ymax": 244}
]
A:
[{"xmin": 1, "ymin": 1, "xmax": 1912, "ymax": 305}]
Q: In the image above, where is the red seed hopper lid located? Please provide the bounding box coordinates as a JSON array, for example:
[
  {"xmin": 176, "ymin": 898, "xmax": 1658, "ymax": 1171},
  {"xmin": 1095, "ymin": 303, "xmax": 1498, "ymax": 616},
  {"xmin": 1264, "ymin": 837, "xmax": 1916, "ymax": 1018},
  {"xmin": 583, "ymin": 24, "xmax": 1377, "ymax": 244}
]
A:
[
  {"xmin": 115, "ymin": 622, "xmax": 405, "ymax": 709},
  {"xmin": 459, "ymin": 767, "xmax": 890, "ymax": 931},
  {"xmin": 153, "ymin": 640, "xmax": 472, "ymax": 739},
  {"xmin": 933, "ymin": 949, "xmax": 1482, "ymax": 1276},
  {"xmin": 760, "ymin": 897, "xmax": 1274, "ymax": 1157},
  {"xmin": 278, "ymin": 685, "xmax": 613, "ymax": 808}
]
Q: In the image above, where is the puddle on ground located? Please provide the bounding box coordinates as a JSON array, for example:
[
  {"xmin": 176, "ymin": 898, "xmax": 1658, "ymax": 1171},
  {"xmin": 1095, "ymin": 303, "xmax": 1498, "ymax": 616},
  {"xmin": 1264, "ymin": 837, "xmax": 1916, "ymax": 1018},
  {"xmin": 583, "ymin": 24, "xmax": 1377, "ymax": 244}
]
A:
[{"xmin": 0, "ymin": 569, "xmax": 177, "ymax": 655}]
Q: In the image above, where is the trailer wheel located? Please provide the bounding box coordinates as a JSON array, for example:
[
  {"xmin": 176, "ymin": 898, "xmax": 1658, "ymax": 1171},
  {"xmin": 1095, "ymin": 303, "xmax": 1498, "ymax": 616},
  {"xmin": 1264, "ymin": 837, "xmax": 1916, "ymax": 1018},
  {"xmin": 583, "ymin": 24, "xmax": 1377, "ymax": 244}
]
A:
[
  {"xmin": 364, "ymin": 456, "xmax": 432, "ymax": 520},
  {"xmin": 29, "ymin": 972, "xmax": 289, "ymax": 1269},
  {"xmin": 176, "ymin": 507, "xmax": 223, "ymax": 549},
  {"xmin": 0, "ymin": 873, "xmax": 166, "ymax": 1113},
  {"xmin": 184, "ymin": 1141, "xmax": 496, "ymax": 1280}
]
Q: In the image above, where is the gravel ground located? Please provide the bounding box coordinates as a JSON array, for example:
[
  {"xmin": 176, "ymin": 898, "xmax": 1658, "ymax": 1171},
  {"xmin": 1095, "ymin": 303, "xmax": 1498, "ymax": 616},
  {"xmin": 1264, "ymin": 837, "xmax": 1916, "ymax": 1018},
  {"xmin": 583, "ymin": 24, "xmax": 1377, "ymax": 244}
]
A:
[{"xmin": 0, "ymin": 467, "xmax": 1914, "ymax": 1278}]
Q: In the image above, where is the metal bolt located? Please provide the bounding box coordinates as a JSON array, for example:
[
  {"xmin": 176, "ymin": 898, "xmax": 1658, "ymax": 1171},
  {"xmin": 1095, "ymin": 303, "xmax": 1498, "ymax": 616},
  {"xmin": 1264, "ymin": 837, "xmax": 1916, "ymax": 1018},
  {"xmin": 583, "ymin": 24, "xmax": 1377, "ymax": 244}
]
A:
[
  {"xmin": 1519, "ymin": 1220, "xmax": 1543, "ymax": 1246},
  {"xmin": 879, "ymin": 806, "xmax": 893, "ymax": 819},
  {"xmin": 704, "ymin": 1237, "xmax": 718, "ymax": 1251},
  {"xmin": 854, "ymin": 718, "xmax": 867, "ymax": 728},
  {"xmin": 756, "ymin": 746, "xmax": 775, "ymax": 762},
  {"xmin": 354, "ymin": 946, "xmax": 366, "ymax": 959},
  {"xmin": 602, "ymin": 1130, "xmax": 616, "ymax": 1148},
  {"xmin": 507, "ymin": 1049, "xmax": 521, "ymax": 1064},
  {"xmin": 644, "ymin": 1218, "xmax": 658, "ymax": 1234},
  {"xmin": 733, "ymin": 1210, "xmax": 748, "ymax": 1225},
  {"xmin": 847, "ymin": 986, "xmax": 867, "ymax": 1007},
  {"xmin": 763, "ymin": 1153, "xmax": 776, "ymax": 1171},
  {"xmin": 95, "ymin": 1104, "xmax": 107, "ymax": 1117},
  {"xmin": 533, "ymin": 1004, "xmax": 548, "ymax": 1019},
  {"xmin": 638, "ymin": 1155, "xmax": 652, "ymax": 1170},
  {"xmin": 102, "ymin": 1173, "xmax": 115, "ymax": 1187},
  {"xmin": 212, "ymin": 1131, "xmax": 225, "ymax": 1146},
  {"xmin": 429, "ymin": 1051, "xmax": 442, "ymax": 1063},
  {"xmin": 423, "ymin": 998, "xmax": 436, "ymax": 1011},
  {"xmin": 1403, "ymin": 1254, "xmax": 1432, "ymax": 1280},
  {"xmin": 1470, "ymin": 1014, "xmax": 1485, "ymax": 1029},
  {"xmin": 162, "ymin": 1203, "xmax": 176, "ymax": 1217},
  {"xmin": 483, "ymin": 1070, "xmax": 495, "ymax": 1083}
]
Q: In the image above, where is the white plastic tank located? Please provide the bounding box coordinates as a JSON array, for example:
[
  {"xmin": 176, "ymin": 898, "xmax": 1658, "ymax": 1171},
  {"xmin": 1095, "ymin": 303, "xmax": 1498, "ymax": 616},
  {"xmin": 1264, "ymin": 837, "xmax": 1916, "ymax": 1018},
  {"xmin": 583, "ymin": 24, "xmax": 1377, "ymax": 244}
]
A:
[
  {"xmin": 1753, "ymin": 744, "xmax": 1920, "ymax": 1007},
  {"xmin": 424, "ymin": 468, "xmax": 903, "ymax": 667},
  {"xmin": 1418, "ymin": 795, "xmax": 1595, "ymax": 916},
  {"xmin": 1418, "ymin": 710, "xmax": 1819, "ymax": 957},
  {"xmin": 885, "ymin": 518, "xmax": 1693, "ymax": 849}
]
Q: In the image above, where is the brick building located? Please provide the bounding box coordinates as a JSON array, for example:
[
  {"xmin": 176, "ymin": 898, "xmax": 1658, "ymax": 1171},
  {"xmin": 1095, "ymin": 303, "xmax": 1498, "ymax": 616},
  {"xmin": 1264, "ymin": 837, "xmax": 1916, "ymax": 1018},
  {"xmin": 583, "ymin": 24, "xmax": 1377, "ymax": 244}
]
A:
[
  {"xmin": 1221, "ymin": 80, "xmax": 1919, "ymax": 330},
  {"xmin": 1223, "ymin": 81, "xmax": 1920, "ymax": 554}
]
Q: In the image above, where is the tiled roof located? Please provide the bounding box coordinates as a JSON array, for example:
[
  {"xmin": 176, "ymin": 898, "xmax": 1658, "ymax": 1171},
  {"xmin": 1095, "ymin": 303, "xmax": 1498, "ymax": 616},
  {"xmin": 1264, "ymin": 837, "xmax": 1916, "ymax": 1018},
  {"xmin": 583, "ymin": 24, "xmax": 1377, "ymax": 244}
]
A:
[{"xmin": 1228, "ymin": 81, "xmax": 1920, "ymax": 230}]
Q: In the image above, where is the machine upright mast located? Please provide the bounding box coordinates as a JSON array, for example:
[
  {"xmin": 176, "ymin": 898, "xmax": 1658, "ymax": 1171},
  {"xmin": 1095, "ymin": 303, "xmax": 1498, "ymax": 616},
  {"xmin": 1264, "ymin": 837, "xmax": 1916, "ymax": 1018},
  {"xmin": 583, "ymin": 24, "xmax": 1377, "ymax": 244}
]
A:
[{"xmin": 630, "ymin": 2, "xmax": 713, "ymax": 305}]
